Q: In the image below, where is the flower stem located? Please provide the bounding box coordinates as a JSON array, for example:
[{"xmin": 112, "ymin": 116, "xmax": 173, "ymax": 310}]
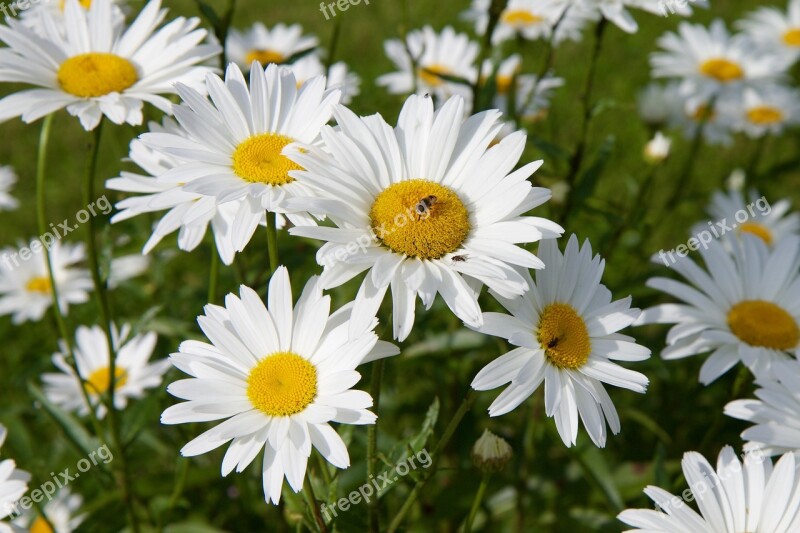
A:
[
  {"xmin": 82, "ymin": 121, "xmax": 140, "ymax": 533},
  {"xmin": 367, "ymin": 358, "xmax": 385, "ymax": 533},
  {"xmin": 387, "ymin": 389, "xmax": 478, "ymax": 533},
  {"xmin": 303, "ymin": 471, "xmax": 329, "ymax": 533},
  {"xmin": 464, "ymin": 472, "xmax": 490, "ymax": 532},
  {"xmin": 208, "ymin": 249, "xmax": 219, "ymax": 303},
  {"xmin": 266, "ymin": 211, "xmax": 279, "ymax": 273}
]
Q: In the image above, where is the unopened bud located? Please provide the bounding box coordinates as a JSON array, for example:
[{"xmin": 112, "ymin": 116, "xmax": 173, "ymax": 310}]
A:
[
  {"xmin": 643, "ymin": 131, "xmax": 671, "ymax": 164},
  {"xmin": 471, "ymin": 429, "xmax": 513, "ymax": 473}
]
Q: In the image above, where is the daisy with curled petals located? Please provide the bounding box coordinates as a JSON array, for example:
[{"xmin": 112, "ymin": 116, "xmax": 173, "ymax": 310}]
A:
[
  {"xmin": 691, "ymin": 188, "xmax": 799, "ymax": 248},
  {"xmin": 0, "ymin": 0, "xmax": 221, "ymax": 130},
  {"xmin": 725, "ymin": 357, "xmax": 800, "ymax": 457},
  {"xmin": 107, "ymin": 117, "xmax": 250, "ymax": 266},
  {"xmin": 139, "ymin": 63, "xmax": 340, "ymax": 255},
  {"xmin": 651, "ymin": 20, "xmax": 787, "ymax": 105},
  {"xmin": 618, "ymin": 446, "xmax": 800, "ymax": 533},
  {"xmin": 640, "ymin": 235, "xmax": 800, "ymax": 384},
  {"xmin": 739, "ymin": 0, "xmax": 800, "ymax": 64},
  {"xmin": 0, "ymin": 424, "xmax": 29, "ymax": 532},
  {"xmin": 0, "ymin": 166, "xmax": 18, "ymax": 212},
  {"xmin": 0, "ymin": 240, "xmax": 91, "ymax": 324},
  {"xmin": 226, "ymin": 23, "xmax": 318, "ymax": 71},
  {"xmin": 468, "ymin": 235, "xmax": 649, "ymax": 447},
  {"xmin": 14, "ymin": 488, "xmax": 85, "ymax": 533},
  {"xmin": 578, "ymin": 0, "xmax": 705, "ymax": 34},
  {"xmin": 287, "ymin": 55, "xmax": 361, "ymax": 105},
  {"xmin": 287, "ymin": 94, "xmax": 564, "ymax": 341},
  {"xmin": 463, "ymin": 0, "xmax": 571, "ymax": 45},
  {"xmin": 160, "ymin": 267, "xmax": 399, "ymax": 504},
  {"xmin": 43, "ymin": 324, "xmax": 169, "ymax": 419},
  {"xmin": 378, "ymin": 26, "xmax": 478, "ymax": 102}
]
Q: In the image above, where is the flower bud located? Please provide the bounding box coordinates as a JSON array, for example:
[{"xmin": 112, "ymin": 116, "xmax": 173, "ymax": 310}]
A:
[
  {"xmin": 471, "ymin": 429, "xmax": 513, "ymax": 473},
  {"xmin": 643, "ymin": 131, "xmax": 671, "ymax": 164}
]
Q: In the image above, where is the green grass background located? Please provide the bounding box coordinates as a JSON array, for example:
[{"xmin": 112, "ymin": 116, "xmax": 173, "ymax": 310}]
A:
[{"xmin": 1, "ymin": 1, "xmax": 799, "ymax": 531}]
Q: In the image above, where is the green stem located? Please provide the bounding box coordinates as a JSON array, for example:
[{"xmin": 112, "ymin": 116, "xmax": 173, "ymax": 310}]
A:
[
  {"xmin": 208, "ymin": 250, "xmax": 219, "ymax": 303},
  {"xmin": 470, "ymin": 0, "xmax": 509, "ymax": 114},
  {"xmin": 303, "ymin": 472, "xmax": 329, "ymax": 533},
  {"xmin": 388, "ymin": 389, "xmax": 478, "ymax": 533},
  {"xmin": 367, "ymin": 359, "xmax": 385, "ymax": 533},
  {"xmin": 266, "ymin": 211, "xmax": 280, "ymax": 273},
  {"xmin": 82, "ymin": 121, "xmax": 140, "ymax": 533},
  {"xmin": 464, "ymin": 472, "xmax": 490, "ymax": 532},
  {"xmin": 746, "ymin": 134, "xmax": 768, "ymax": 188}
]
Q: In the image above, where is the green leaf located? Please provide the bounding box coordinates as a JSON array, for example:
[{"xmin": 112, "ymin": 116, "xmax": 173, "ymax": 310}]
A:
[{"xmin": 571, "ymin": 445, "xmax": 625, "ymax": 512}]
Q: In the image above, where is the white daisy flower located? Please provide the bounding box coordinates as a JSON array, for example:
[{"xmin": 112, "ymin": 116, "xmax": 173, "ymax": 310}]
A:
[
  {"xmin": 160, "ymin": 267, "xmax": 399, "ymax": 504},
  {"xmin": 0, "ymin": 425, "xmax": 29, "ymax": 533},
  {"xmin": 287, "ymin": 94, "xmax": 564, "ymax": 341},
  {"xmin": 719, "ymin": 86, "xmax": 800, "ymax": 138},
  {"xmin": 638, "ymin": 82, "xmax": 678, "ymax": 127},
  {"xmin": 692, "ymin": 188, "xmax": 799, "ymax": 247},
  {"xmin": 577, "ymin": 0, "xmax": 697, "ymax": 34},
  {"xmin": 726, "ymin": 357, "xmax": 800, "ymax": 456},
  {"xmin": 377, "ymin": 26, "xmax": 478, "ymax": 102},
  {"xmin": 464, "ymin": 0, "xmax": 595, "ymax": 45},
  {"xmin": 618, "ymin": 446, "xmax": 800, "ymax": 533},
  {"xmin": 663, "ymin": 88, "xmax": 734, "ymax": 147},
  {"xmin": 0, "ymin": 166, "xmax": 18, "ymax": 211},
  {"xmin": 0, "ymin": 240, "xmax": 92, "ymax": 324},
  {"xmin": 640, "ymin": 235, "xmax": 800, "ymax": 384},
  {"xmin": 226, "ymin": 23, "xmax": 318, "ymax": 70},
  {"xmin": 107, "ymin": 117, "xmax": 250, "ymax": 265},
  {"xmin": 20, "ymin": 0, "xmax": 126, "ymax": 37},
  {"xmin": 107, "ymin": 253, "xmax": 151, "ymax": 289},
  {"xmin": 651, "ymin": 19, "xmax": 787, "ymax": 105},
  {"xmin": 285, "ymin": 55, "xmax": 360, "ymax": 105},
  {"xmin": 468, "ymin": 235, "xmax": 649, "ymax": 447},
  {"xmin": 14, "ymin": 488, "xmax": 84, "ymax": 533},
  {"xmin": 138, "ymin": 63, "xmax": 340, "ymax": 256},
  {"xmin": 516, "ymin": 74, "xmax": 564, "ymax": 122},
  {"xmin": 739, "ymin": 0, "xmax": 800, "ymax": 63},
  {"xmin": 42, "ymin": 323, "xmax": 170, "ymax": 419},
  {"xmin": 0, "ymin": 0, "xmax": 221, "ymax": 130},
  {"xmin": 643, "ymin": 131, "xmax": 671, "ymax": 164}
]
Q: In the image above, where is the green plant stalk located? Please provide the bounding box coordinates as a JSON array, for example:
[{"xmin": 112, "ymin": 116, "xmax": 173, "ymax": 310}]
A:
[
  {"xmin": 82, "ymin": 121, "xmax": 140, "ymax": 533},
  {"xmin": 464, "ymin": 472, "xmax": 490, "ymax": 532},
  {"xmin": 208, "ymin": 249, "xmax": 219, "ymax": 303},
  {"xmin": 367, "ymin": 358, "xmax": 385, "ymax": 533},
  {"xmin": 470, "ymin": 0, "xmax": 508, "ymax": 114},
  {"xmin": 387, "ymin": 389, "xmax": 478, "ymax": 532},
  {"xmin": 303, "ymin": 472, "xmax": 329, "ymax": 533},
  {"xmin": 266, "ymin": 210, "xmax": 280, "ymax": 273}
]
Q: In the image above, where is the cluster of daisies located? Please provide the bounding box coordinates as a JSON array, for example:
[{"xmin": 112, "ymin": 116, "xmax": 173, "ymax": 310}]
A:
[
  {"xmin": 640, "ymin": 1, "xmax": 800, "ymax": 146},
  {"xmin": 0, "ymin": 0, "xmax": 798, "ymax": 530}
]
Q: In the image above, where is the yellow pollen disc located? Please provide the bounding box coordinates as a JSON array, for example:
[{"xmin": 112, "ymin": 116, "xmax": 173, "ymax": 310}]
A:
[
  {"xmin": 690, "ymin": 104, "xmax": 716, "ymax": 122},
  {"xmin": 57, "ymin": 53, "xmax": 138, "ymax": 98},
  {"xmin": 245, "ymin": 49, "xmax": 286, "ymax": 65},
  {"xmin": 59, "ymin": 0, "xmax": 93, "ymax": 9},
  {"xmin": 247, "ymin": 352, "xmax": 317, "ymax": 417},
  {"xmin": 232, "ymin": 133, "xmax": 301, "ymax": 185},
  {"xmin": 370, "ymin": 179, "xmax": 471, "ymax": 260},
  {"xmin": 501, "ymin": 9, "xmax": 543, "ymax": 27},
  {"xmin": 25, "ymin": 276, "xmax": 52, "ymax": 294},
  {"xmin": 30, "ymin": 517, "xmax": 53, "ymax": 533},
  {"xmin": 738, "ymin": 222, "xmax": 773, "ymax": 244},
  {"xmin": 418, "ymin": 64, "xmax": 452, "ymax": 87},
  {"xmin": 784, "ymin": 28, "xmax": 800, "ymax": 46},
  {"xmin": 537, "ymin": 303, "xmax": 592, "ymax": 369},
  {"xmin": 699, "ymin": 58, "xmax": 744, "ymax": 83},
  {"xmin": 727, "ymin": 300, "xmax": 799, "ymax": 350},
  {"xmin": 86, "ymin": 366, "xmax": 128, "ymax": 396},
  {"xmin": 496, "ymin": 75, "xmax": 513, "ymax": 95},
  {"xmin": 747, "ymin": 105, "xmax": 784, "ymax": 125}
]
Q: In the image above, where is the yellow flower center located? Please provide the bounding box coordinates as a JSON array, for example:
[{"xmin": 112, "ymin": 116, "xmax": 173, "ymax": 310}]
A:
[
  {"xmin": 537, "ymin": 303, "xmax": 592, "ymax": 369},
  {"xmin": 738, "ymin": 222, "xmax": 773, "ymax": 244},
  {"xmin": 86, "ymin": 366, "xmax": 128, "ymax": 396},
  {"xmin": 746, "ymin": 105, "xmax": 784, "ymax": 125},
  {"xmin": 57, "ymin": 53, "xmax": 138, "ymax": 98},
  {"xmin": 25, "ymin": 276, "xmax": 52, "ymax": 294},
  {"xmin": 418, "ymin": 64, "xmax": 452, "ymax": 87},
  {"xmin": 232, "ymin": 133, "xmax": 301, "ymax": 185},
  {"xmin": 245, "ymin": 49, "xmax": 286, "ymax": 65},
  {"xmin": 247, "ymin": 352, "xmax": 317, "ymax": 417},
  {"xmin": 369, "ymin": 179, "xmax": 471, "ymax": 260},
  {"xmin": 783, "ymin": 28, "xmax": 800, "ymax": 46},
  {"xmin": 690, "ymin": 104, "xmax": 716, "ymax": 122},
  {"xmin": 501, "ymin": 9, "xmax": 543, "ymax": 28},
  {"xmin": 59, "ymin": 0, "xmax": 93, "ymax": 9},
  {"xmin": 496, "ymin": 75, "xmax": 513, "ymax": 95},
  {"xmin": 699, "ymin": 58, "xmax": 744, "ymax": 83},
  {"xmin": 727, "ymin": 300, "xmax": 799, "ymax": 350},
  {"xmin": 30, "ymin": 517, "xmax": 53, "ymax": 533}
]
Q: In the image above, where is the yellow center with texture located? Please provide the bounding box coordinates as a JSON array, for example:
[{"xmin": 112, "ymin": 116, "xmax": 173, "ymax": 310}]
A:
[
  {"xmin": 747, "ymin": 106, "xmax": 784, "ymax": 125},
  {"xmin": 727, "ymin": 300, "xmax": 799, "ymax": 350},
  {"xmin": 247, "ymin": 352, "xmax": 317, "ymax": 416},
  {"xmin": 58, "ymin": 53, "xmax": 138, "ymax": 98},
  {"xmin": 30, "ymin": 517, "xmax": 53, "ymax": 533},
  {"xmin": 245, "ymin": 49, "xmax": 286, "ymax": 65},
  {"xmin": 501, "ymin": 9, "xmax": 543, "ymax": 27},
  {"xmin": 232, "ymin": 133, "xmax": 301, "ymax": 185},
  {"xmin": 86, "ymin": 366, "xmax": 128, "ymax": 396},
  {"xmin": 26, "ymin": 276, "xmax": 52, "ymax": 294},
  {"xmin": 784, "ymin": 28, "xmax": 800, "ymax": 46},
  {"xmin": 738, "ymin": 222, "xmax": 773, "ymax": 244},
  {"xmin": 418, "ymin": 64, "xmax": 452, "ymax": 87},
  {"xmin": 370, "ymin": 179, "xmax": 470, "ymax": 259},
  {"xmin": 699, "ymin": 58, "xmax": 744, "ymax": 83},
  {"xmin": 537, "ymin": 303, "xmax": 592, "ymax": 369}
]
